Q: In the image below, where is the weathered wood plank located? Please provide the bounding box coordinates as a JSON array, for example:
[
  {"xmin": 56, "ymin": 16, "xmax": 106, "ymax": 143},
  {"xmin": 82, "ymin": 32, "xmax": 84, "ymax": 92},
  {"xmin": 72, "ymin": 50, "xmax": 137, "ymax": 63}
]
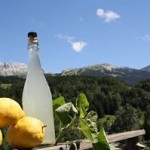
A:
[
  {"xmin": 33, "ymin": 129, "xmax": 145, "ymax": 150},
  {"xmin": 107, "ymin": 129, "xmax": 145, "ymax": 143}
]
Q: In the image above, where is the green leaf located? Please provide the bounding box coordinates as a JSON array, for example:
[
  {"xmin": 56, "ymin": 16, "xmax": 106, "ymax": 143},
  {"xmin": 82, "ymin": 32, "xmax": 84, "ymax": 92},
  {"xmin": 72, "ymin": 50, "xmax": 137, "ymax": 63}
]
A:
[
  {"xmin": 92, "ymin": 128, "xmax": 110, "ymax": 150},
  {"xmin": 85, "ymin": 111, "xmax": 98, "ymax": 135},
  {"xmin": 55, "ymin": 102, "xmax": 78, "ymax": 125},
  {"xmin": 80, "ymin": 118, "xmax": 94, "ymax": 142},
  {"xmin": 93, "ymin": 128, "xmax": 122, "ymax": 150},
  {"xmin": 80, "ymin": 111, "xmax": 99, "ymax": 143},
  {"xmin": 76, "ymin": 93, "xmax": 89, "ymax": 118},
  {"xmin": 79, "ymin": 105, "xmax": 87, "ymax": 118},
  {"xmin": 76, "ymin": 93, "xmax": 89, "ymax": 111},
  {"xmin": 97, "ymin": 128, "xmax": 109, "ymax": 143},
  {"xmin": 86, "ymin": 111, "xmax": 98, "ymax": 123},
  {"xmin": 53, "ymin": 96, "xmax": 65, "ymax": 110}
]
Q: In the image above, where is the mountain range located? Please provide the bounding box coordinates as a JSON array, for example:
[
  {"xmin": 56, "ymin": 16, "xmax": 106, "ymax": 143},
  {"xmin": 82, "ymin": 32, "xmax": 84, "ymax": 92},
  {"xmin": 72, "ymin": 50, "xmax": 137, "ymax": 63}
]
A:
[
  {"xmin": 61, "ymin": 64, "xmax": 150, "ymax": 84},
  {"xmin": 0, "ymin": 62, "xmax": 27, "ymax": 77},
  {"xmin": 0, "ymin": 62, "xmax": 150, "ymax": 84}
]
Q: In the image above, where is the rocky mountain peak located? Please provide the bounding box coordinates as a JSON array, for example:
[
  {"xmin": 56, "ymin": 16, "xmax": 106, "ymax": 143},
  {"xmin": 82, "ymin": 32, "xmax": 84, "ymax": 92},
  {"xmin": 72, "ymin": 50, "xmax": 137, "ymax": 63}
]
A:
[{"xmin": 0, "ymin": 62, "xmax": 27, "ymax": 76}]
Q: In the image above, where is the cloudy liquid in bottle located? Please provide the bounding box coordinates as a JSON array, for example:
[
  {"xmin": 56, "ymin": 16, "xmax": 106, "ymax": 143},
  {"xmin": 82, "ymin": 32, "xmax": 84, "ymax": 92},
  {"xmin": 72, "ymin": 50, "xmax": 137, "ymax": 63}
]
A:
[{"xmin": 22, "ymin": 32, "xmax": 55, "ymax": 145}]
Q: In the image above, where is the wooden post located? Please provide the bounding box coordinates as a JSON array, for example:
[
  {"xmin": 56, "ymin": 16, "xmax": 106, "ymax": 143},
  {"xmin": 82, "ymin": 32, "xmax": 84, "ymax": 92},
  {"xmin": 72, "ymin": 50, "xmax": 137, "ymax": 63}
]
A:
[{"xmin": 125, "ymin": 137, "xmax": 139, "ymax": 150}]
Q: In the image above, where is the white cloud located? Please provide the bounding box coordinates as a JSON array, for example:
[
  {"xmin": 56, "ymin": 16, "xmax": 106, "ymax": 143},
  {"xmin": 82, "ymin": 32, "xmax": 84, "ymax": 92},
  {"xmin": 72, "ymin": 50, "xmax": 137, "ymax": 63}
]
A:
[
  {"xmin": 70, "ymin": 41, "xmax": 87, "ymax": 52},
  {"xmin": 57, "ymin": 34, "xmax": 87, "ymax": 52},
  {"xmin": 97, "ymin": 8, "xmax": 120, "ymax": 23}
]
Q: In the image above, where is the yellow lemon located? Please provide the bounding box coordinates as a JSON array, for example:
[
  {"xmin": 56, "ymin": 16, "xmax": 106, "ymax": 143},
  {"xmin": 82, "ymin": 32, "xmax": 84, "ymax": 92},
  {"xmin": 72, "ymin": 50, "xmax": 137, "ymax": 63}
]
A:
[
  {"xmin": 0, "ymin": 98, "xmax": 25, "ymax": 127},
  {"xmin": 0, "ymin": 130, "xmax": 2, "ymax": 146},
  {"xmin": 6, "ymin": 116, "xmax": 45, "ymax": 149}
]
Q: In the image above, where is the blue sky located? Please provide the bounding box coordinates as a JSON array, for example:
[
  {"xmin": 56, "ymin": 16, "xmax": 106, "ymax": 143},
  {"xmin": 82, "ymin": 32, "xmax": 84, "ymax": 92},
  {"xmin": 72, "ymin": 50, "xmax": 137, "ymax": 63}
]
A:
[{"xmin": 0, "ymin": 0, "xmax": 150, "ymax": 73}]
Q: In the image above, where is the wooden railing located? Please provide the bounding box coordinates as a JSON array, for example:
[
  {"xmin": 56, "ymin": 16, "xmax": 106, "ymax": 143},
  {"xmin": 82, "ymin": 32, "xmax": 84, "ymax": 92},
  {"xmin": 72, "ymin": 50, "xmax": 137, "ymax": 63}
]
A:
[{"xmin": 34, "ymin": 129, "xmax": 146, "ymax": 150}]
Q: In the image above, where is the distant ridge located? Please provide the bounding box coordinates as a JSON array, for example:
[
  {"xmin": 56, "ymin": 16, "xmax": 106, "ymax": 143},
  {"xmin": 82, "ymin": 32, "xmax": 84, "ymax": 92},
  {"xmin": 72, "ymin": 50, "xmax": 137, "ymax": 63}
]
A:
[
  {"xmin": 0, "ymin": 62, "xmax": 150, "ymax": 84},
  {"xmin": 60, "ymin": 63, "xmax": 150, "ymax": 84},
  {"xmin": 0, "ymin": 62, "xmax": 27, "ymax": 76},
  {"xmin": 141, "ymin": 65, "xmax": 150, "ymax": 71},
  {"xmin": 61, "ymin": 63, "xmax": 139, "ymax": 76}
]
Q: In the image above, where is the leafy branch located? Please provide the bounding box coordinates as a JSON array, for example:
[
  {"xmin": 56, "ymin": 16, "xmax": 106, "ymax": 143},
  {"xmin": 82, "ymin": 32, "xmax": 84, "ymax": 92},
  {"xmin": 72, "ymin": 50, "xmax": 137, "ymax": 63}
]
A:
[{"xmin": 53, "ymin": 93, "xmax": 121, "ymax": 150}]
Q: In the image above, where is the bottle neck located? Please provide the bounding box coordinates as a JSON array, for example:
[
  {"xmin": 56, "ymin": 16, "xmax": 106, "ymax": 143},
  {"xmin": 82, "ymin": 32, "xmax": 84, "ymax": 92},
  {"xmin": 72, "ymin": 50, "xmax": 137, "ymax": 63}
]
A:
[
  {"xmin": 27, "ymin": 44, "xmax": 42, "ymax": 71},
  {"xmin": 28, "ymin": 44, "xmax": 39, "ymax": 51}
]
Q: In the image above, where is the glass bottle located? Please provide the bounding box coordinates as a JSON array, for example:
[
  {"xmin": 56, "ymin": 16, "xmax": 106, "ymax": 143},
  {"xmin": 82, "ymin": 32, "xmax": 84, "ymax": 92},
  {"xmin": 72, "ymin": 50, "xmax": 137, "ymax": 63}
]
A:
[{"xmin": 22, "ymin": 32, "xmax": 55, "ymax": 145}]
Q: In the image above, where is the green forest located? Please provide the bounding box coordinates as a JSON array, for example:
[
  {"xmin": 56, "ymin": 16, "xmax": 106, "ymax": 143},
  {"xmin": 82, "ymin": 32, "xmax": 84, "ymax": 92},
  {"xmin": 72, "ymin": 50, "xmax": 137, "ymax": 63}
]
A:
[{"xmin": 0, "ymin": 75, "xmax": 150, "ymax": 148}]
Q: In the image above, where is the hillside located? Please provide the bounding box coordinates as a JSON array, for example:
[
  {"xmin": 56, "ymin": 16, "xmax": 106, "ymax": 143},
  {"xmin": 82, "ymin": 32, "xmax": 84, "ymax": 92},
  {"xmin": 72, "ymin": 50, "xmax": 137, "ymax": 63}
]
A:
[
  {"xmin": 142, "ymin": 65, "xmax": 150, "ymax": 71},
  {"xmin": 61, "ymin": 64, "xmax": 150, "ymax": 84}
]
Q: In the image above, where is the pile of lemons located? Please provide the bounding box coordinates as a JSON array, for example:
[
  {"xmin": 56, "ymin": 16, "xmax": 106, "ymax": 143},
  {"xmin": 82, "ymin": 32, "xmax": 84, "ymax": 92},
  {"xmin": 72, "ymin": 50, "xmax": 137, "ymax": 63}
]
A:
[{"xmin": 0, "ymin": 97, "xmax": 45, "ymax": 149}]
